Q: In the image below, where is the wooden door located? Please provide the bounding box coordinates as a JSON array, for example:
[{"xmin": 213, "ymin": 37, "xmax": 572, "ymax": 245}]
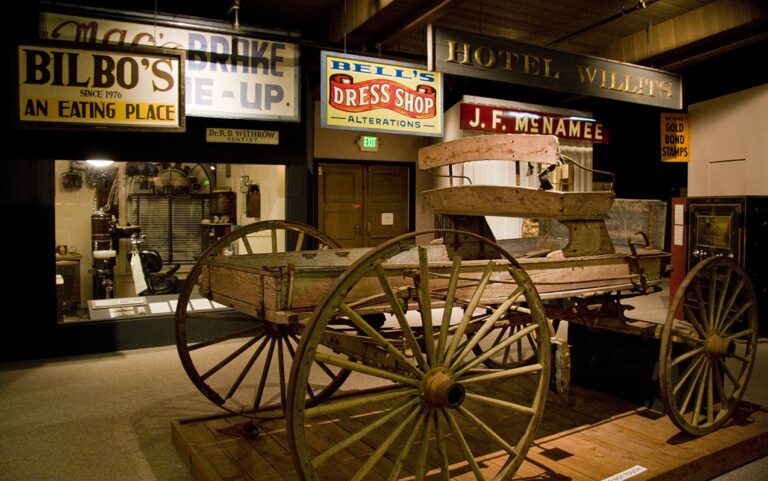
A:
[
  {"xmin": 366, "ymin": 165, "xmax": 409, "ymax": 247},
  {"xmin": 317, "ymin": 164, "xmax": 364, "ymax": 247},
  {"xmin": 318, "ymin": 164, "xmax": 409, "ymax": 248}
]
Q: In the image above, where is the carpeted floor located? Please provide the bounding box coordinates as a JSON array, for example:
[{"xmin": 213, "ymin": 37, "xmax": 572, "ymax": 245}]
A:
[{"xmin": 1, "ymin": 279, "xmax": 767, "ymax": 481}]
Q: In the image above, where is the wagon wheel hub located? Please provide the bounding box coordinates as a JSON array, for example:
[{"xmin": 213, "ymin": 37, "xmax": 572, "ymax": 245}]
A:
[
  {"xmin": 704, "ymin": 334, "xmax": 735, "ymax": 357},
  {"xmin": 422, "ymin": 369, "xmax": 465, "ymax": 408}
]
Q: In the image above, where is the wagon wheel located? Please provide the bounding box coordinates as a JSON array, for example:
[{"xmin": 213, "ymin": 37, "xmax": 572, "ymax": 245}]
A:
[
  {"xmin": 470, "ymin": 315, "xmax": 541, "ymax": 369},
  {"xmin": 659, "ymin": 257, "xmax": 758, "ymax": 435},
  {"xmin": 176, "ymin": 220, "xmax": 350, "ymax": 419},
  {"xmin": 287, "ymin": 230, "xmax": 551, "ymax": 481}
]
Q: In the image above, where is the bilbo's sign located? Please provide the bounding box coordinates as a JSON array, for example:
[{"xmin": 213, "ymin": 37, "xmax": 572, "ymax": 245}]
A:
[
  {"xmin": 17, "ymin": 43, "xmax": 184, "ymax": 130},
  {"xmin": 461, "ymin": 103, "xmax": 609, "ymax": 143},
  {"xmin": 429, "ymin": 26, "xmax": 682, "ymax": 110},
  {"xmin": 321, "ymin": 51, "xmax": 443, "ymax": 137}
]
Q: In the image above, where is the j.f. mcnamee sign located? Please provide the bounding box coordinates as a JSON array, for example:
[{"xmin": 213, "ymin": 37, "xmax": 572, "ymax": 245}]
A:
[{"xmin": 429, "ymin": 26, "xmax": 682, "ymax": 110}]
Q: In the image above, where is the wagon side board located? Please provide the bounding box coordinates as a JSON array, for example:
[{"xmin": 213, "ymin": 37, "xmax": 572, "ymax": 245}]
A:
[{"xmin": 198, "ymin": 247, "xmax": 666, "ymax": 322}]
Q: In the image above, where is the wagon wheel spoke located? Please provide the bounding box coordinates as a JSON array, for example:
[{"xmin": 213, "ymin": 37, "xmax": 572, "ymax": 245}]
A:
[
  {"xmin": 713, "ymin": 266, "xmax": 733, "ymax": 331},
  {"xmin": 186, "ymin": 326, "xmax": 265, "ymax": 351},
  {"xmin": 200, "ymin": 333, "xmax": 263, "ymax": 381},
  {"xmin": 434, "ymin": 410, "xmax": 451, "ymax": 481},
  {"xmin": 175, "ymin": 220, "xmax": 345, "ymax": 419},
  {"xmin": 288, "ymin": 229, "xmax": 551, "ymax": 481},
  {"xmin": 225, "ymin": 335, "xmax": 271, "ymax": 400},
  {"xmin": 443, "ymin": 261, "xmax": 497, "ymax": 366},
  {"xmin": 457, "ymin": 404, "xmax": 518, "ymax": 455},
  {"xmin": 375, "ymin": 264, "xmax": 429, "ymax": 372},
  {"xmin": 387, "ymin": 404, "xmax": 432, "ymax": 481},
  {"xmin": 253, "ymin": 338, "xmax": 277, "ymax": 411},
  {"xmin": 350, "ymin": 404, "xmax": 423, "ymax": 481},
  {"xmin": 683, "ymin": 305, "xmax": 708, "ymax": 340},
  {"xmin": 417, "ymin": 247, "xmax": 436, "ymax": 366},
  {"xmin": 451, "ymin": 286, "xmax": 525, "ymax": 371},
  {"xmin": 304, "ymin": 387, "xmax": 418, "ymax": 418},
  {"xmin": 436, "ymin": 257, "xmax": 462, "ymax": 366},
  {"xmin": 311, "ymin": 396, "xmax": 421, "ymax": 469},
  {"xmin": 337, "ymin": 303, "xmax": 424, "ymax": 377},
  {"xmin": 720, "ymin": 302, "xmax": 753, "ymax": 335},
  {"xmin": 443, "ymin": 409, "xmax": 485, "ymax": 480},
  {"xmin": 672, "ymin": 353, "xmax": 705, "ymax": 396},
  {"xmin": 312, "ymin": 351, "xmax": 421, "ymax": 386},
  {"xmin": 659, "ymin": 257, "xmax": 758, "ymax": 435},
  {"xmin": 717, "ymin": 280, "xmax": 744, "ymax": 332},
  {"xmin": 413, "ymin": 408, "xmax": 434, "ymax": 481}
]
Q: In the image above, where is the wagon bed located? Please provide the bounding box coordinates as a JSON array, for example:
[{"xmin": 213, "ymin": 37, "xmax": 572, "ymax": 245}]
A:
[{"xmin": 198, "ymin": 243, "xmax": 666, "ymax": 325}]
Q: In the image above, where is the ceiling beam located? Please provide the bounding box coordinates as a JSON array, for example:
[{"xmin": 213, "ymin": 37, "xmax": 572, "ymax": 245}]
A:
[
  {"xmin": 326, "ymin": 0, "xmax": 397, "ymax": 43},
  {"xmin": 376, "ymin": 0, "xmax": 468, "ymax": 47},
  {"xmin": 597, "ymin": 0, "xmax": 767, "ymax": 63}
]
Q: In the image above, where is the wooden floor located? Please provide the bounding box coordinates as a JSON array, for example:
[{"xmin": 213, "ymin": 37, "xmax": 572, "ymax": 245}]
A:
[{"xmin": 172, "ymin": 384, "xmax": 768, "ymax": 481}]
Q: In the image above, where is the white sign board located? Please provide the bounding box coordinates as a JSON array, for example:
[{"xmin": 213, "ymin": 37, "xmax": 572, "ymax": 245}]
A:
[{"xmin": 41, "ymin": 12, "xmax": 299, "ymax": 121}]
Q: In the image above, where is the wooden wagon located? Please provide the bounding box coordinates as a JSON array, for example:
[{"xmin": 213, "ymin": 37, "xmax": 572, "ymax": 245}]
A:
[{"xmin": 175, "ymin": 135, "xmax": 758, "ymax": 481}]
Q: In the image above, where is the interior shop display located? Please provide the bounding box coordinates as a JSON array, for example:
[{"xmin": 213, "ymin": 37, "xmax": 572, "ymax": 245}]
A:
[{"xmin": 173, "ymin": 134, "xmax": 758, "ymax": 479}]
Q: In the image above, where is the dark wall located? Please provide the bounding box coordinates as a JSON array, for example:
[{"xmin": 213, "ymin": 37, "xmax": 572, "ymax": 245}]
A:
[{"xmin": 0, "ymin": 3, "xmax": 313, "ymax": 360}]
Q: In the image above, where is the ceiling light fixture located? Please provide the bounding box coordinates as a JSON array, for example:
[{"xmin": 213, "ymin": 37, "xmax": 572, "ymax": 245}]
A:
[
  {"xmin": 229, "ymin": 0, "xmax": 241, "ymax": 32},
  {"xmin": 86, "ymin": 159, "xmax": 114, "ymax": 167}
]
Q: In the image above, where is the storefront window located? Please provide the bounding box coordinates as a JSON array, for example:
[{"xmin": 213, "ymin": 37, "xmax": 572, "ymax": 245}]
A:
[{"xmin": 54, "ymin": 160, "xmax": 285, "ymax": 322}]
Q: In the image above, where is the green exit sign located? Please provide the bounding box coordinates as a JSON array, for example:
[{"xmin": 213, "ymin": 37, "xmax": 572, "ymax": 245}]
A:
[{"xmin": 357, "ymin": 135, "xmax": 379, "ymax": 152}]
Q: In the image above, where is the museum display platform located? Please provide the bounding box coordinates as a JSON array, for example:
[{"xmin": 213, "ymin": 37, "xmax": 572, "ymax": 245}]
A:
[{"xmin": 171, "ymin": 382, "xmax": 768, "ymax": 481}]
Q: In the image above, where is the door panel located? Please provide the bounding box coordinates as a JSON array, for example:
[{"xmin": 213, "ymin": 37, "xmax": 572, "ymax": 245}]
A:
[
  {"xmin": 318, "ymin": 165, "xmax": 364, "ymax": 247},
  {"xmin": 366, "ymin": 166, "xmax": 409, "ymax": 246},
  {"xmin": 318, "ymin": 163, "xmax": 409, "ymax": 248}
]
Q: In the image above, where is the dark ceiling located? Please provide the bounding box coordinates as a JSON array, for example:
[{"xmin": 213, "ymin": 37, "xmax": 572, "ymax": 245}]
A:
[{"xmin": 27, "ymin": 0, "xmax": 768, "ymax": 105}]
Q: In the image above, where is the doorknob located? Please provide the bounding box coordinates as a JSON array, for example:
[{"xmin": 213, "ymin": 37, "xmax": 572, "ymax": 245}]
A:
[{"xmin": 354, "ymin": 224, "xmax": 362, "ymax": 234}]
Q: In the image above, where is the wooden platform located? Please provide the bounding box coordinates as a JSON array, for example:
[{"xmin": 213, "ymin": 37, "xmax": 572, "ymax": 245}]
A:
[{"xmin": 172, "ymin": 384, "xmax": 768, "ymax": 481}]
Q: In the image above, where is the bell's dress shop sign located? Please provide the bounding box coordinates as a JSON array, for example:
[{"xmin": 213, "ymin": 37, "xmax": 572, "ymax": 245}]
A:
[
  {"xmin": 321, "ymin": 51, "xmax": 443, "ymax": 137},
  {"xmin": 429, "ymin": 26, "xmax": 682, "ymax": 110},
  {"xmin": 41, "ymin": 12, "xmax": 299, "ymax": 121},
  {"xmin": 17, "ymin": 43, "xmax": 184, "ymax": 131}
]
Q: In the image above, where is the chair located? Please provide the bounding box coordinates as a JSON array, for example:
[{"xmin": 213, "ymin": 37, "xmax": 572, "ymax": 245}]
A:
[{"xmin": 136, "ymin": 249, "xmax": 180, "ymax": 295}]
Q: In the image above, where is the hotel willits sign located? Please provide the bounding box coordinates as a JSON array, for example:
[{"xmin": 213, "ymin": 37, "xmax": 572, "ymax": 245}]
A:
[
  {"xmin": 429, "ymin": 26, "xmax": 682, "ymax": 110},
  {"xmin": 321, "ymin": 51, "xmax": 443, "ymax": 137}
]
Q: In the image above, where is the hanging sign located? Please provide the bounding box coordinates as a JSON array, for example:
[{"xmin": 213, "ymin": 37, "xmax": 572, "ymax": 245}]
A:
[
  {"xmin": 206, "ymin": 127, "xmax": 279, "ymax": 145},
  {"xmin": 660, "ymin": 112, "xmax": 690, "ymax": 162},
  {"xmin": 321, "ymin": 51, "xmax": 443, "ymax": 137},
  {"xmin": 40, "ymin": 11, "xmax": 299, "ymax": 121},
  {"xmin": 460, "ymin": 103, "xmax": 609, "ymax": 143},
  {"xmin": 429, "ymin": 26, "xmax": 682, "ymax": 110},
  {"xmin": 16, "ymin": 43, "xmax": 184, "ymax": 131}
]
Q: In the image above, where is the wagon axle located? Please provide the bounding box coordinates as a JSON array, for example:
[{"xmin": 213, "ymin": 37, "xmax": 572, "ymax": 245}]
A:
[{"xmin": 422, "ymin": 368, "xmax": 465, "ymax": 408}]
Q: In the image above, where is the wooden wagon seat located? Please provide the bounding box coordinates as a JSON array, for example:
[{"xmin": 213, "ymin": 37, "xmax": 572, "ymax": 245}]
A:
[
  {"xmin": 418, "ymin": 134, "xmax": 614, "ymax": 218},
  {"xmin": 421, "ymin": 185, "xmax": 614, "ymax": 218}
]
